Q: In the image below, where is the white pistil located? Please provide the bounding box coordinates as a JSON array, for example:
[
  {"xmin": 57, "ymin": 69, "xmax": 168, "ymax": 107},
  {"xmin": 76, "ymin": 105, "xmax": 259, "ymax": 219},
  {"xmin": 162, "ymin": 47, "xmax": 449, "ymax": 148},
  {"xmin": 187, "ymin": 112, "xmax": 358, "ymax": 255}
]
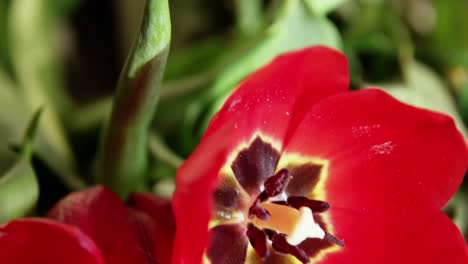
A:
[
  {"xmin": 251, "ymin": 203, "xmax": 325, "ymax": 246},
  {"xmin": 286, "ymin": 207, "xmax": 325, "ymax": 245}
]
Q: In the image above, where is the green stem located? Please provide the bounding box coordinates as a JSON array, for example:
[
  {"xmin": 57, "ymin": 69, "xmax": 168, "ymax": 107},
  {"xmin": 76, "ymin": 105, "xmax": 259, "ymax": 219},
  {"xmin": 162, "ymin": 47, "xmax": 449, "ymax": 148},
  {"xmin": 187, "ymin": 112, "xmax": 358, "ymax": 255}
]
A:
[{"xmin": 96, "ymin": 0, "xmax": 171, "ymax": 198}]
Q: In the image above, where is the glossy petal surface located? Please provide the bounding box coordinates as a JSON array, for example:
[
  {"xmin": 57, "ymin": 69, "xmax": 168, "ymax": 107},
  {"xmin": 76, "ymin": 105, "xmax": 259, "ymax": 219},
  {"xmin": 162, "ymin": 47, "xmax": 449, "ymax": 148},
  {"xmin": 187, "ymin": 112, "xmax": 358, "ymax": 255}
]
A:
[
  {"xmin": 47, "ymin": 186, "xmax": 157, "ymax": 264},
  {"xmin": 283, "ymin": 89, "xmax": 468, "ymax": 210},
  {"xmin": 320, "ymin": 208, "xmax": 468, "ymax": 263},
  {"xmin": 206, "ymin": 46, "xmax": 348, "ymax": 145},
  {"xmin": 173, "ymin": 46, "xmax": 349, "ymax": 264},
  {"xmin": 173, "ymin": 121, "xmax": 240, "ymax": 264},
  {"xmin": 0, "ymin": 218, "xmax": 104, "ymax": 264}
]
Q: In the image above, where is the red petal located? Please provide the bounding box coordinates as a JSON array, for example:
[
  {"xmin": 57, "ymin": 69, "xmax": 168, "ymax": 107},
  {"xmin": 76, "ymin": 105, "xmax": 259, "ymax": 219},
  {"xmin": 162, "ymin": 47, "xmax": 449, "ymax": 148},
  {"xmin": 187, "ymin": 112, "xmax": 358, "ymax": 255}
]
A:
[
  {"xmin": 320, "ymin": 208, "xmax": 468, "ymax": 263},
  {"xmin": 172, "ymin": 123, "xmax": 237, "ymax": 264},
  {"xmin": 206, "ymin": 46, "xmax": 349, "ymax": 145},
  {"xmin": 0, "ymin": 218, "xmax": 104, "ymax": 264},
  {"xmin": 47, "ymin": 186, "xmax": 156, "ymax": 264},
  {"xmin": 126, "ymin": 208, "xmax": 159, "ymax": 263},
  {"xmin": 128, "ymin": 192, "xmax": 175, "ymax": 264},
  {"xmin": 282, "ymin": 89, "xmax": 468, "ymax": 210},
  {"xmin": 173, "ymin": 46, "xmax": 349, "ymax": 264}
]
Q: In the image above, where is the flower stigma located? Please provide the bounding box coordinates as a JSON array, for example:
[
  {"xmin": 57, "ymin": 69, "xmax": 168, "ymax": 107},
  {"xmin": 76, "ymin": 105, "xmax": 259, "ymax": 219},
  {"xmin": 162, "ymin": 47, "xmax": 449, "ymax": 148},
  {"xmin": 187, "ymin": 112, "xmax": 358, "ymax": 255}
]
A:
[{"xmin": 251, "ymin": 203, "xmax": 325, "ymax": 246}]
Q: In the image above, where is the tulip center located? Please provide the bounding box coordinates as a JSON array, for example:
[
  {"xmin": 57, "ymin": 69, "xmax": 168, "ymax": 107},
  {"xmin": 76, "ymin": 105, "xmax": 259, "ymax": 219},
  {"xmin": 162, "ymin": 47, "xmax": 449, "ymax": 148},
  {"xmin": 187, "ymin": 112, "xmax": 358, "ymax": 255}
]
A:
[
  {"xmin": 245, "ymin": 169, "xmax": 343, "ymax": 263},
  {"xmin": 208, "ymin": 136, "xmax": 343, "ymax": 264}
]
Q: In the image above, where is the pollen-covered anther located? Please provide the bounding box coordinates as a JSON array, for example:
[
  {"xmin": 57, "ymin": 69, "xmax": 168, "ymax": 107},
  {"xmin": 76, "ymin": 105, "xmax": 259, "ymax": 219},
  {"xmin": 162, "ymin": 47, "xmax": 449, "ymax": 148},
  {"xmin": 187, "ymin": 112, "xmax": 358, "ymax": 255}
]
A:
[{"xmin": 251, "ymin": 202, "xmax": 325, "ymax": 246}]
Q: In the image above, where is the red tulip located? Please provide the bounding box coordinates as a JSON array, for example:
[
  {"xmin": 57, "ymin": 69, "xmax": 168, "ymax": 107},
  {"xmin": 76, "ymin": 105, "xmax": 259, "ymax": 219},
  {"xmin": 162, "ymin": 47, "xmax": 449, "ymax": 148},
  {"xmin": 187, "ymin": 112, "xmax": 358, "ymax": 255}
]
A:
[
  {"xmin": 172, "ymin": 46, "xmax": 468, "ymax": 264},
  {"xmin": 0, "ymin": 186, "xmax": 174, "ymax": 264}
]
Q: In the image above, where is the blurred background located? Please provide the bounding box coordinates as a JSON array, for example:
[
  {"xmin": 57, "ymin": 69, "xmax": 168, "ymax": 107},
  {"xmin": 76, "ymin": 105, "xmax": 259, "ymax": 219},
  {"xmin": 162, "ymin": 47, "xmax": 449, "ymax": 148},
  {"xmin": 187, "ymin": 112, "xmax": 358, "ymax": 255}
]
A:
[{"xmin": 0, "ymin": 0, "xmax": 467, "ymax": 240}]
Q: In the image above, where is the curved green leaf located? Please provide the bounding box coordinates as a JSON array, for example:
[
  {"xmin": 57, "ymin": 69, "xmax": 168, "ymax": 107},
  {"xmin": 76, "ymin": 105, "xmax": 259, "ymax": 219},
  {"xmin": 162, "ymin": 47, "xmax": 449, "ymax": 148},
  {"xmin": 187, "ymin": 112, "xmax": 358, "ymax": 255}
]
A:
[{"xmin": 0, "ymin": 108, "xmax": 42, "ymax": 223}]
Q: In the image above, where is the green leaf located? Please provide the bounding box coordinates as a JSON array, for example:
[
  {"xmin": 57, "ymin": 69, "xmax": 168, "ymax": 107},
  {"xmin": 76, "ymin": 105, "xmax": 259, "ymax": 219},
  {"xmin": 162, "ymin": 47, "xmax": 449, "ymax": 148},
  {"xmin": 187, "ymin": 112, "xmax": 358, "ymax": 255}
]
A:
[
  {"xmin": 20, "ymin": 107, "xmax": 44, "ymax": 160},
  {"xmin": 206, "ymin": 0, "xmax": 341, "ymax": 102},
  {"xmin": 9, "ymin": 0, "xmax": 85, "ymax": 190},
  {"xmin": 0, "ymin": 70, "xmax": 30, "ymax": 143},
  {"xmin": 235, "ymin": 0, "xmax": 263, "ymax": 36},
  {"xmin": 96, "ymin": 0, "xmax": 171, "ymax": 198},
  {"xmin": 457, "ymin": 84, "xmax": 468, "ymax": 124},
  {"xmin": 374, "ymin": 61, "xmax": 468, "ymax": 140},
  {"xmin": 305, "ymin": 0, "xmax": 349, "ymax": 16},
  {"xmin": 46, "ymin": 0, "xmax": 79, "ymax": 15},
  {"xmin": 9, "ymin": 0, "xmax": 74, "ymax": 114},
  {"xmin": 444, "ymin": 191, "xmax": 468, "ymax": 240},
  {"xmin": 0, "ymin": 0, "xmax": 12, "ymax": 73},
  {"xmin": 433, "ymin": 0, "xmax": 468, "ymax": 56},
  {"xmin": 0, "ymin": 158, "xmax": 38, "ymax": 223},
  {"xmin": 0, "ymin": 108, "xmax": 43, "ymax": 223}
]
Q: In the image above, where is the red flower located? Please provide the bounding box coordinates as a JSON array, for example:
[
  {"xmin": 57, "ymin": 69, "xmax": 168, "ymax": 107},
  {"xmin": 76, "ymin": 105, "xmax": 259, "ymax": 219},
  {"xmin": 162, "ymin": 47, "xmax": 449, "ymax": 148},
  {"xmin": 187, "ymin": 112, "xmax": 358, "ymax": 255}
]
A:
[
  {"xmin": 172, "ymin": 47, "xmax": 468, "ymax": 264},
  {"xmin": 0, "ymin": 186, "xmax": 175, "ymax": 264}
]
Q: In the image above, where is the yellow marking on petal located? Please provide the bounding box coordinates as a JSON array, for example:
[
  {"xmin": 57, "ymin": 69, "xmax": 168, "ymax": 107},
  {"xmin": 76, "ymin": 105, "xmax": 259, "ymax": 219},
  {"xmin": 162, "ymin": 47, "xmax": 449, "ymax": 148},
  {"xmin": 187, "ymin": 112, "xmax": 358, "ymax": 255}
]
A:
[
  {"xmin": 210, "ymin": 132, "xmax": 282, "ymax": 228},
  {"xmin": 202, "ymin": 253, "xmax": 211, "ymax": 264},
  {"xmin": 247, "ymin": 244, "xmax": 302, "ymax": 264},
  {"xmin": 219, "ymin": 171, "xmax": 251, "ymax": 205},
  {"xmin": 208, "ymin": 172, "xmax": 250, "ymax": 228},
  {"xmin": 245, "ymin": 245, "xmax": 263, "ymax": 264},
  {"xmin": 276, "ymin": 153, "xmax": 329, "ymax": 202},
  {"xmin": 312, "ymin": 244, "xmax": 342, "ymax": 263}
]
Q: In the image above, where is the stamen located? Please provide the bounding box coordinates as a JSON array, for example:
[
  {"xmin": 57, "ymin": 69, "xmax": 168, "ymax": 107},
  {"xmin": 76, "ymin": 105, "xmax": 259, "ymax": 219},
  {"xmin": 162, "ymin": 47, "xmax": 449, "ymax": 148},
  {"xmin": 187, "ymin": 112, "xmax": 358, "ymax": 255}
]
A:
[
  {"xmin": 272, "ymin": 200, "xmax": 289, "ymax": 206},
  {"xmin": 263, "ymin": 228, "xmax": 277, "ymax": 240},
  {"xmin": 324, "ymin": 232, "xmax": 345, "ymax": 247},
  {"xmin": 263, "ymin": 169, "xmax": 292, "ymax": 197},
  {"xmin": 287, "ymin": 196, "xmax": 330, "ymax": 213},
  {"xmin": 248, "ymin": 199, "xmax": 270, "ymax": 220},
  {"xmin": 251, "ymin": 203, "xmax": 325, "ymax": 245},
  {"xmin": 246, "ymin": 224, "xmax": 269, "ymax": 260},
  {"xmin": 244, "ymin": 167, "xmax": 342, "ymax": 261},
  {"xmin": 251, "ymin": 203, "xmax": 300, "ymax": 236},
  {"xmin": 271, "ymin": 233, "xmax": 309, "ymax": 264}
]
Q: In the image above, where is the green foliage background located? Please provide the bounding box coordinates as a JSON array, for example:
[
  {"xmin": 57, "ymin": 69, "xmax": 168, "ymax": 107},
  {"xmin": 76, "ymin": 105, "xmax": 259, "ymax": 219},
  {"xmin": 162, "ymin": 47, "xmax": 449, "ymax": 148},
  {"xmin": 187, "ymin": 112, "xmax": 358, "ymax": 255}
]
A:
[{"xmin": 0, "ymin": 0, "xmax": 467, "ymax": 240}]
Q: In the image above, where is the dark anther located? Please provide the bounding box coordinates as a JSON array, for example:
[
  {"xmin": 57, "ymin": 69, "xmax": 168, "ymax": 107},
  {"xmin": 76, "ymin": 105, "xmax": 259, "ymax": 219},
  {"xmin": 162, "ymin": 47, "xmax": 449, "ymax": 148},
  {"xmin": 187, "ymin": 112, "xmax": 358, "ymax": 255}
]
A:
[
  {"xmin": 272, "ymin": 200, "xmax": 289, "ymax": 206},
  {"xmin": 287, "ymin": 196, "xmax": 330, "ymax": 213},
  {"xmin": 263, "ymin": 228, "xmax": 277, "ymax": 240},
  {"xmin": 246, "ymin": 224, "xmax": 269, "ymax": 260},
  {"xmin": 324, "ymin": 232, "xmax": 344, "ymax": 247},
  {"xmin": 257, "ymin": 191, "xmax": 269, "ymax": 203},
  {"xmin": 248, "ymin": 199, "xmax": 270, "ymax": 220},
  {"xmin": 248, "ymin": 169, "xmax": 292, "ymax": 221},
  {"xmin": 271, "ymin": 233, "xmax": 309, "ymax": 264},
  {"xmin": 264, "ymin": 169, "xmax": 292, "ymax": 197}
]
